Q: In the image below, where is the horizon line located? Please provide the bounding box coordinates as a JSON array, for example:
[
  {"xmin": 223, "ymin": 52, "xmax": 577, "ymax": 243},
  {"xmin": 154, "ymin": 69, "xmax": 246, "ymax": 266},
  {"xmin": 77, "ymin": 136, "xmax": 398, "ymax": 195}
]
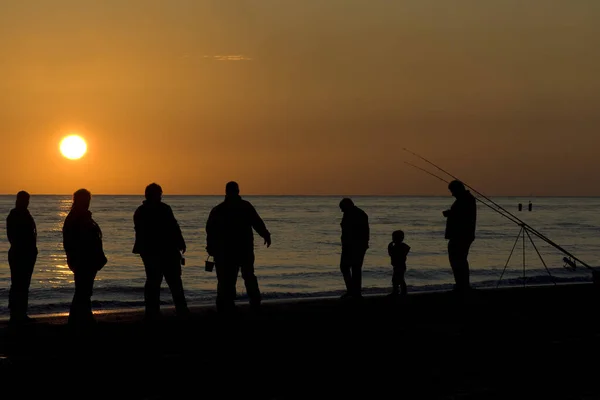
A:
[{"xmin": 0, "ymin": 193, "xmax": 598, "ymax": 198}]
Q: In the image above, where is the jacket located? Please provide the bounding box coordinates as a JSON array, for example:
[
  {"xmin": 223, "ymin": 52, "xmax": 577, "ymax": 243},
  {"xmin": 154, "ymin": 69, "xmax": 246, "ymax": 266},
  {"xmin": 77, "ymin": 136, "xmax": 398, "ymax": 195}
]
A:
[
  {"xmin": 206, "ymin": 195, "xmax": 270, "ymax": 257},
  {"xmin": 444, "ymin": 191, "xmax": 477, "ymax": 241},
  {"xmin": 132, "ymin": 200, "xmax": 186, "ymax": 257}
]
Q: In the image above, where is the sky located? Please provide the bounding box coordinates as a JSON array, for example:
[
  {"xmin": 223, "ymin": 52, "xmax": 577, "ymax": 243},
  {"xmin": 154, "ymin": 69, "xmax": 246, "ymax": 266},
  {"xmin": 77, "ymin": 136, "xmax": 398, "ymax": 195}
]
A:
[{"xmin": 0, "ymin": 0, "xmax": 599, "ymax": 196}]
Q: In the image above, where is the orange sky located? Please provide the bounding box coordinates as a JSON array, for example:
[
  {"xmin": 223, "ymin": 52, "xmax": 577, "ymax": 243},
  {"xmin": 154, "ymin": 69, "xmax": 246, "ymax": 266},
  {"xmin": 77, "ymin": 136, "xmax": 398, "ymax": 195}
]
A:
[{"xmin": 1, "ymin": 1, "xmax": 599, "ymax": 196}]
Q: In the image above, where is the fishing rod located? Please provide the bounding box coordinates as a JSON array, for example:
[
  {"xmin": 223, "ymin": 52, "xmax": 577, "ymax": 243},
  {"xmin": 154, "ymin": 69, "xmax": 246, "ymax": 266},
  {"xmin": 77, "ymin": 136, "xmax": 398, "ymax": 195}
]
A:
[
  {"xmin": 405, "ymin": 161, "xmax": 523, "ymax": 227},
  {"xmin": 404, "ymin": 148, "xmax": 558, "ymax": 245},
  {"xmin": 406, "ymin": 160, "xmax": 558, "ymax": 285},
  {"xmin": 404, "ymin": 148, "xmax": 595, "ymax": 271},
  {"xmin": 405, "ymin": 149, "xmax": 528, "ymax": 223}
]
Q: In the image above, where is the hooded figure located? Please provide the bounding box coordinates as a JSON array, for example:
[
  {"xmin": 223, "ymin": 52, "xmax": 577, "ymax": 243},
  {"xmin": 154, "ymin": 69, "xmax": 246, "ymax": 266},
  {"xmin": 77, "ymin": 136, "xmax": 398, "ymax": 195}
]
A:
[{"xmin": 63, "ymin": 188, "xmax": 106, "ymax": 326}]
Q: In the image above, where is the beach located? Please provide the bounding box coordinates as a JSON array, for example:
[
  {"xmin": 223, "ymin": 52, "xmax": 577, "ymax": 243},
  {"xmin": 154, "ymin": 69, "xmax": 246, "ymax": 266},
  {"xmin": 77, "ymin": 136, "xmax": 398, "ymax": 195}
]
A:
[{"xmin": 2, "ymin": 283, "xmax": 600, "ymax": 399}]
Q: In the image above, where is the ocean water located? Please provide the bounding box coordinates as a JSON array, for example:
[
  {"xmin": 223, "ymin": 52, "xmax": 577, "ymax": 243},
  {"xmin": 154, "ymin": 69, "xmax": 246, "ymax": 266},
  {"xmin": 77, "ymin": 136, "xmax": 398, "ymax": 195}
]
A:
[{"xmin": 0, "ymin": 195, "xmax": 599, "ymax": 318}]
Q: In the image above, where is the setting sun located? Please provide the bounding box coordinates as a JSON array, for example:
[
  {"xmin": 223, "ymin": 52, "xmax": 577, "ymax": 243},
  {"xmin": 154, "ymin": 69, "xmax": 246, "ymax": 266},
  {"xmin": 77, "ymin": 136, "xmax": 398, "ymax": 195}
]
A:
[{"xmin": 60, "ymin": 135, "xmax": 87, "ymax": 160}]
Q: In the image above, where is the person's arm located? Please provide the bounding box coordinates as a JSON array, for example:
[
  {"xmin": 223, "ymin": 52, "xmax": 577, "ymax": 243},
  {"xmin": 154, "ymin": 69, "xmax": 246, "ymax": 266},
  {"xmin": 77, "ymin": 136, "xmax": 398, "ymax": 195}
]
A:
[
  {"xmin": 167, "ymin": 206, "xmax": 186, "ymax": 253},
  {"xmin": 402, "ymin": 244, "xmax": 411, "ymax": 257},
  {"xmin": 250, "ymin": 204, "xmax": 271, "ymax": 248},
  {"xmin": 32, "ymin": 216, "xmax": 37, "ymax": 244},
  {"xmin": 364, "ymin": 214, "xmax": 370, "ymax": 246},
  {"xmin": 6, "ymin": 214, "xmax": 14, "ymax": 246},
  {"xmin": 62, "ymin": 221, "xmax": 73, "ymax": 254},
  {"xmin": 132, "ymin": 208, "xmax": 141, "ymax": 254},
  {"xmin": 401, "ymin": 246, "xmax": 409, "ymax": 264},
  {"xmin": 62, "ymin": 217, "xmax": 81, "ymax": 268},
  {"xmin": 205, "ymin": 208, "xmax": 216, "ymax": 256}
]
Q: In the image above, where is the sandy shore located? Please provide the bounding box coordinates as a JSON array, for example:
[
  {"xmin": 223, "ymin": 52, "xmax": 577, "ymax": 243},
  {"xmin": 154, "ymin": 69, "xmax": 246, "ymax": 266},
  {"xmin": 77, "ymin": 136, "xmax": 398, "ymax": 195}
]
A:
[{"xmin": 2, "ymin": 284, "xmax": 600, "ymax": 399}]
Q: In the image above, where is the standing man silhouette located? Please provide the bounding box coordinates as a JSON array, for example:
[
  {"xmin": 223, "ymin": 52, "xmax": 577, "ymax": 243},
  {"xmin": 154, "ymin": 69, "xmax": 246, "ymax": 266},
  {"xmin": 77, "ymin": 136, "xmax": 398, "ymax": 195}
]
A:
[
  {"xmin": 133, "ymin": 183, "xmax": 189, "ymax": 320},
  {"xmin": 6, "ymin": 191, "xmax": 38, "ymax": 323},
  {"xmin": 443, "ymin": 180, "xmax": 477, "ymax": 292},
  {"xmin": 339, "ymin": 198, "xmax": 370, "ymax": 299},
  {"xmin": 206, "ymin": 181, "xmax": 271, "ymax": 314}
]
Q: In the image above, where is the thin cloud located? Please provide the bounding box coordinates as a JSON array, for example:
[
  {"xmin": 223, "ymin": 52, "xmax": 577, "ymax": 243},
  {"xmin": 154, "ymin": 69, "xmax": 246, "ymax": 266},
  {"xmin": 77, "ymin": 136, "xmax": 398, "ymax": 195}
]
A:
[{"xmin": 208, "ymin": 55, "xmax": 252, "ymax": 61}]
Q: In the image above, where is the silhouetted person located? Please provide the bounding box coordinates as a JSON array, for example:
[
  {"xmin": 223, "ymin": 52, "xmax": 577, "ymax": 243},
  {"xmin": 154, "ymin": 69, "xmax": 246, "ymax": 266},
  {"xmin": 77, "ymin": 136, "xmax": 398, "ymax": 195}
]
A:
[
  {"xmin": 6, "ymin": 191, "xmax": 38, "ymax": 323},
  {"xmin": 63, "ymin": 189, "xmax": 107, "ymax": 327},
  {"xmin": 133, "ymin": 183, "xmax": 189, "ymax": 320},
  {"xmin": 206, "ymin": 181, "xmax": 271, "ymax": 314},
  {"xmin": 443, "ymin": 180, "xmax": 476, "ymax": 292},
  {"xmin": 339, "ymin": 198, "xmax": 369, "ymax": 298},
  {"xmin": 518, "ymin": 203, "xmax": 523, "ymax": 212},
  {"xmin": 528, "ymin": 201, "xmax": 532, "ymax": 212},
  {"xmin": 388, "ymin": 230, "xmax": 410, "ymax": 297}
]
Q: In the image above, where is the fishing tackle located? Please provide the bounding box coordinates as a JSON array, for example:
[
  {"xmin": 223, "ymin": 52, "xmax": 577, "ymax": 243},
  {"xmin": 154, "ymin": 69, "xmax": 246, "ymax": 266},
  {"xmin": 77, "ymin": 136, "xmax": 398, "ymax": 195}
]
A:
[{"xmin": 403, "ymin": 148, "xmax": 597, "ymax": 286}]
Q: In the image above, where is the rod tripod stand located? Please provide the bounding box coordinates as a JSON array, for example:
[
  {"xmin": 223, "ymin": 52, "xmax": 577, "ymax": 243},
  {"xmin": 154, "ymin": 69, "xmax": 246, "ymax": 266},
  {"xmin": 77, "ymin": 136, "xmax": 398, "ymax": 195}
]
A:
[{"xmin": 496, "ymin": 223, "xmax": 556, "ymax": 288}]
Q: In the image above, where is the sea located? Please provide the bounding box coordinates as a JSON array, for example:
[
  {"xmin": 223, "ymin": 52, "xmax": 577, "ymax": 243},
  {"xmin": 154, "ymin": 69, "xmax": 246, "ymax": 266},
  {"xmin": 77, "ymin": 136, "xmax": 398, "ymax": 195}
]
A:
[{"xmin": 1, "ymin": 195, "xmax": 599, "ymax": 318}]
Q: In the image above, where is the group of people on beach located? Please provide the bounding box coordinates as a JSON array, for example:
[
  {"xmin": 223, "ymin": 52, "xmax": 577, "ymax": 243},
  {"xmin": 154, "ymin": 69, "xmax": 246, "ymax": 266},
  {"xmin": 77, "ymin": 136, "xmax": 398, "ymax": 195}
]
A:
[{"xmin": 4, "ymin": 179, "xmax": 477, "ymax": 325}]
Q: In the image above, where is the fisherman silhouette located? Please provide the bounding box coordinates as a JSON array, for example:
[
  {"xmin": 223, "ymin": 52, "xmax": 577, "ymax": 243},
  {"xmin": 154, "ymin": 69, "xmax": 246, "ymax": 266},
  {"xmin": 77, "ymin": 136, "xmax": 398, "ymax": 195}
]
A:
[
  {"xmin": 206, "ymin": 181, "xmax": 271, "ymax": 314},
  {"xmin": 443, "ymin": 180, "xmax": 476, "ymax": 292},
  {"xmin": 63, "ymin": 189, "xmax": 107, "ymax": 327},
  {"xmin": 6, "ymin": 191, "xmax": 38, "ymax": 323},
  {"xmin": 133, "ymin": 183, "xmax": 189, "ymax": 320},
  {"xmin": 339, "ymin": 198, "xmax": 370, "ymax": 299}
]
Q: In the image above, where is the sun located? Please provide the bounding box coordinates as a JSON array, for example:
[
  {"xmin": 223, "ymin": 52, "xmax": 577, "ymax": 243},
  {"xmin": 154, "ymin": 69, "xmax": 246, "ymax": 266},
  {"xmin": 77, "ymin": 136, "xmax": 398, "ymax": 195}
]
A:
[{"xmin": 60, "ymin": 135, "xmax": 87, "ymax": 160}]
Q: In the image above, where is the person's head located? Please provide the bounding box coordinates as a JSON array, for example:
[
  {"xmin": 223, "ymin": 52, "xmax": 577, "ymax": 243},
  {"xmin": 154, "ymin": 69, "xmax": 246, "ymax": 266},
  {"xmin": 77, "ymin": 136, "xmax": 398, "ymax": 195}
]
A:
[
  {"xmin": 72, "ymin": 188, "xmax": 91, "ymax": 211},
  {"xmin": 448, "ymin": 180, "xmax": 466, "ymax": 198},
  {"xmin": 392, "ymin": 230, "xmax": 405, "ymax": 243},
  {"xmin": 15, "ymin": 191, "xmax": 30, "ymax": 209},
  {"xmin": 339, "ymin": 198, "xmax": 354, "ymax": 213},
  {"xmin": 225, "ymin": 181, "xmax": 240, "ymax": 197},
  {"xmin": 145, "ymin": 183, "xmax": 163, "ymax": 202}
]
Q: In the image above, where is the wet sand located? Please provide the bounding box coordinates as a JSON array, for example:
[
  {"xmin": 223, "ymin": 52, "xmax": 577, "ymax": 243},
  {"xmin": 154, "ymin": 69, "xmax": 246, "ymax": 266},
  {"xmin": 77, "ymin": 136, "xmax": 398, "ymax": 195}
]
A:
[{"xmin": 1, "ymin": 284, "xmax": 600, "ymax": 399}]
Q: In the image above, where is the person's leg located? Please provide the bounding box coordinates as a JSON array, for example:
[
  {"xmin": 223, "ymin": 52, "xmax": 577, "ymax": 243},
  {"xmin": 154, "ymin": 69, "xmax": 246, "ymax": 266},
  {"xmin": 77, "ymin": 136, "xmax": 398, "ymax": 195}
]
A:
[
  {"xmin": 400, "ymin": 269, "xmax": 408, "ymax": 296},
  {"xmin": 457, "ymin": 240, "xmax": 473, "ymax": 289},
  {"xmin": 81, "ymin": 269, "xmax": 98, "ymax": 321},
  {"xmin": 68, "ymin": 270, "xmax": 79, "ymax": 324},
  {"xmin": 350, "ymin": 249, "xmax": 366, "ymax": 296},
  {"xmin": 448, "ymin": 240, "xmax": 461, "ymax": 289},
  {"xmin": 449, "ymin": 240, "xmax": 472, "ymax": 291},
  {"xmin": 142, "ymin": 256, "xmax": 163, "ymax": 318},
  {"xmin": 391, "ymin": 265, "xmax": 400, "ymax": 294},
  {"xmin": 340, "ymin": 249, "xmax": 353, "ymax": 295},
  {"xmin": 69, "ymin": 268, "xmax": 97, "ymax": 324},
  {"xmin": 163, "ymin": 257, "xmax": 189, "ymax": 316},
  {"xmin": 215, "ymin": 260, "xmax": 239, "ymax": 314},
  {"xmin": 21, "ymin": 254, "xmax": 36, "ymax": 316},
  {"xmin": 240, "ymin": 253, "xmax": 261, "ymax": 307},
  {"xmin": 8, "ymin": 250, "xmax": 30, "ymax": 320}
]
